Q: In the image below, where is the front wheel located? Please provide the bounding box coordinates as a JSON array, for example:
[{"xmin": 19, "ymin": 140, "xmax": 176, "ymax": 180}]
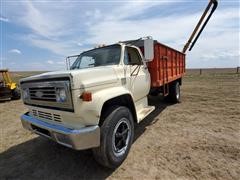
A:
[{"xmin": 92, "ymin": 106, "xmax": 134, "ymax": 169}]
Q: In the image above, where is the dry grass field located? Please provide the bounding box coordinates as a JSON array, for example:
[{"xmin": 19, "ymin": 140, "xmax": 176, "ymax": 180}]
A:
[{"xmin": 0, "ymin": 69, "xmax": 239, "ymax": 179}]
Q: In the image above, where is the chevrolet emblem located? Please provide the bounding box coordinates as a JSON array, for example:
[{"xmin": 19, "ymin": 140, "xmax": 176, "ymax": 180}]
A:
[{"xmin": 35, "ymin": 91, "xmax": 43, "ymax": 98}]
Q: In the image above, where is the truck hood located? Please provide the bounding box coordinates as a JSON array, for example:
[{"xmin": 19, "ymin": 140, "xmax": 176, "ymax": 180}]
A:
[{"xmin": 20, "ymin": 66, "xmax": 119, "ymax": 90}]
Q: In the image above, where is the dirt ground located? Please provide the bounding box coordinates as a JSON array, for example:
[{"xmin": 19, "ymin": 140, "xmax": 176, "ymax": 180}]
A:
[{"xmin": 0, "ymin": 70, "xmax": 239, "ymax": 179}]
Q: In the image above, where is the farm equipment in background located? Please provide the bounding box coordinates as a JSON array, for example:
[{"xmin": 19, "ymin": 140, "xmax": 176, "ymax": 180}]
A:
[{"xmin": 0, "ymin": 69, "xmax": 21, "ymax": 100}]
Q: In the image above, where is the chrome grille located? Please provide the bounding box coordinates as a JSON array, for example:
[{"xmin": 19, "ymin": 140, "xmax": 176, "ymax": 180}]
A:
[
  {"xmin": 32, "ymin": 109, "xmax": 38, "ymax": 116},
  {"xmin": 32, "ymin": 109, "xmax": 62, "ymax": 123},
  {"xmin": 53, "ymin": 114, "xmax": 62, "ymax": 122},
  {"xmin": 29, "ymin": 87, "xmax": 56, "ymax": 102},
  {"xmin": 20, "ymin": 79, "xmax": 73, "ymax": 111}
]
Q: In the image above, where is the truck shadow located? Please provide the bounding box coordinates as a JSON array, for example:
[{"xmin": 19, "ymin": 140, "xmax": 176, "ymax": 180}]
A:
[
  {"xmin": 134, "ymin": 96, "xmax": 172, "ymax": 142},
  {"xmin": 0, "ymin": 96, "xmax": 172, "ymax": 179}
]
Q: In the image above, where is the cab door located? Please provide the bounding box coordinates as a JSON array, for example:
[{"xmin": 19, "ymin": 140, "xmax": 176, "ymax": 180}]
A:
[{"xmin": 124, "ymin": 46, "xmax": 150, "ymax": 101}]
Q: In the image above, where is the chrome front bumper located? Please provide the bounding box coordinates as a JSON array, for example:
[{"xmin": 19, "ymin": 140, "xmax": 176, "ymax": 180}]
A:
[{"xmin": 21, "ymin": 113, "xmax": 100, "ymax": 150}]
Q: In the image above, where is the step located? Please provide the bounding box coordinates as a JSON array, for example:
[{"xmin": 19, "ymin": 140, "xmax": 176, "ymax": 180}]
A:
[{"xmin": 137, "ymin": 106, "xmax": 155, "ymax": 123}]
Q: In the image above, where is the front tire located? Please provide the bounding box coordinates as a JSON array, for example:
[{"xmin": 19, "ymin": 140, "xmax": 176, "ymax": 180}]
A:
[{"xmin": 92, "ymin": 106, "xmax": 134, "ymax": 169}]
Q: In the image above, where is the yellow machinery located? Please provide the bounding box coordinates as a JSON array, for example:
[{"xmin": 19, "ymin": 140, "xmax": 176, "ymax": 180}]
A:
[{"xmin": 0, "ymin": 69, "xmax": 21, "ymax": 100}]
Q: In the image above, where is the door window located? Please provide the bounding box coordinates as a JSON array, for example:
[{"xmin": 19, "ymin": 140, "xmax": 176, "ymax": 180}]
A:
[{"xmin": 124, "ymin": 47, "xmax": 142, "ymax": 65}]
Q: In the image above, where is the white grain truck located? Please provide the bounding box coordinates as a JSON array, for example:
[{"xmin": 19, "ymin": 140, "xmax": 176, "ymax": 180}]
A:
[{"xmin": 19, "ymin": 0, "xmax": 217, "ymax": 168}]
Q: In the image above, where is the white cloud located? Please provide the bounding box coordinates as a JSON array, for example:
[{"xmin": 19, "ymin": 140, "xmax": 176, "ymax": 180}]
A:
[
  {"xmin": 9, "ymin": 1, "xmax": 86, "ymax": 56},
  {"xmin": 10, "ymin": 0, "xmax": 178, "ymax": 57},
  {"xmin": 56, "ymin": 61, "xmax": 64, "ymax": 65},
  {"xmin": 17, "ymin": 61, "xmax": 65, "ymax": 71},
  {"xmin": 22, "ymin": 34, "xmax": 83, "ymax": 56},
  {"xmin": 4, "ymin": 0, "xmax": 239, "ymax": 69},
  {"xmin": 201, "ymin": 50, "xmax": 239, "ymax": 60},
  {"xmin": 8, "ymin": 49, "xmax": 22, "ymax": 54},
  {"xmin": 83, "ymin": 5, "xmax": 239, "ymax": 68},
  {"xmin": 84, "ymin": 5, "xmax": 238, "ymax": 46},
  {"xmin": 77, "ymin": 42, "xmax": 83, "ymax": 46},
  {"xmin": 0, "ymin": 16, "xmax": 9, "ymax": 22},
  {"xmin": 19, "ymin": 1, "xmax": 68, "ymax": 38},
  {"xmin": 46, "ymin": 60, "xmax": 54, "ymax": 64},
  {"xmin": 46, "ymin": 60, "xmax": 65, "ymax": 66},
  {"xmin": 85, "ymin": 9, "xmax": 102, "ymax": 19},
  {"xmin": 105, "ymin": 1, "xmax": 176, "ymax": 21}
]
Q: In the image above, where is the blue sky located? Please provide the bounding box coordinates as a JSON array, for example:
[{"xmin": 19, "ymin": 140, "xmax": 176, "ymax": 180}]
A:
[{"xmin": 0, "ymin": 0, "xmax": 239, "ymax": 71}]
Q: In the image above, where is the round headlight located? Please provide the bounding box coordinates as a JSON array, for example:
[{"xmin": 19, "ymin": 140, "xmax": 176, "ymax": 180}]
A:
[
  {"xmin": 23, "ymin": 89, "xmax": 29, "ymax": 99},
  {"xmin": 56, "ymin": 88, "xmax": 67, "ymax": 102}
]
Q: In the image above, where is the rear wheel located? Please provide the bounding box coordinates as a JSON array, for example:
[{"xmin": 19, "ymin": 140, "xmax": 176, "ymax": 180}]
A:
[
  {"xmin": 92, "ymin": 106, "xmax": 134, "ymax": 169},
  {"xmin": 166, "ymin": 81, "xmax": 181, "ymax": 103}
]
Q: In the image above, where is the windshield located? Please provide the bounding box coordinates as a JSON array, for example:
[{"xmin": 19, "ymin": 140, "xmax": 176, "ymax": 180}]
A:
[{"xmin": 70, "ymin": 45, "xmax": 121, "ymax": 70}]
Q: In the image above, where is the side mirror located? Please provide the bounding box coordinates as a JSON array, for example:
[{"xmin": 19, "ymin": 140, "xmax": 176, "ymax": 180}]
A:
[{"xmin": 144, "ymin": 38, "xmax": 154, "ymax": 62}]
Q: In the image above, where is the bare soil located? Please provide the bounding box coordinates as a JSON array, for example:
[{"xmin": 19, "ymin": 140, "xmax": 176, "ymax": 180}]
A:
[{"xmin": 0, "ymin": 70, "xmax": 240, "ymax": 179}]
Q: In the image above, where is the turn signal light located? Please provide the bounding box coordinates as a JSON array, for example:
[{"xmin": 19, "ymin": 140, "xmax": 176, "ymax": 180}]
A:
[{"xmin": 80, "ymin": 92, "xmax": 92, "ymax": 102}]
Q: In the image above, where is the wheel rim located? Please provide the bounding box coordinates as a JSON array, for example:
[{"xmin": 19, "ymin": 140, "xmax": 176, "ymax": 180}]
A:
[
  {"xmin": 112, "ymin": 118, "xmax": 131, "ymax": 157},
  {"xmin": 176, "ymin": 83, "xmax": 180, "ymax": 100}
]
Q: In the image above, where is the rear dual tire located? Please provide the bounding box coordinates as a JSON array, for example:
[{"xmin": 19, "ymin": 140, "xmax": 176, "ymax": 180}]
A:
[
  {"xmin": 92, "ymin": 106, "xmax": 134, "ymax": 169},
  {"xmin": 166, "ymin": 81, "xmax": 181, "ymax": 103}
]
